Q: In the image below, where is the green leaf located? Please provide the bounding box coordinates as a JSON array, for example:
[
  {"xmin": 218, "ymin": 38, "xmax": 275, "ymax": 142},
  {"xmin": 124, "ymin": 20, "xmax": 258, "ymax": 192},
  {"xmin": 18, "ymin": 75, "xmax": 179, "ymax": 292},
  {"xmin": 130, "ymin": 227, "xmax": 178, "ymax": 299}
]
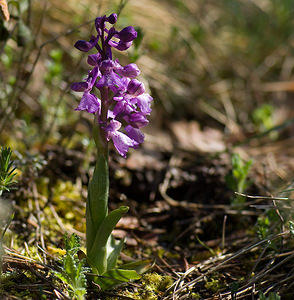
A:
[
  {"xmin": 54, "ymin": 271, "xmax": 71, "ymax": 286},
  {"xmin": 0, "ymin": 147, "xmax": 17, "ymax": 195},
  {"xmin": 64, "ymin": 233, "xmax": 80, "ymax": 255},
  {"xmin": 95, "ymin": 269, "xmax": 141, "ymax": 291},
  {"xmin": 106, "ymin": 235, "xmax": 125, "ymax": 270},
  {"xmin": 64, "ymin": 254, "xmax": 77, "ymax": 281},
  {"xmin": 119, "ymin": 259, "xmax": 154, "ymax": 274},
  {"xmin": 86, "ymin": 152, "xmax": 109, "ymax": 254},
  {"xmin": 88, "ymin": 206, "xmax": 129, "ymax": 274}
]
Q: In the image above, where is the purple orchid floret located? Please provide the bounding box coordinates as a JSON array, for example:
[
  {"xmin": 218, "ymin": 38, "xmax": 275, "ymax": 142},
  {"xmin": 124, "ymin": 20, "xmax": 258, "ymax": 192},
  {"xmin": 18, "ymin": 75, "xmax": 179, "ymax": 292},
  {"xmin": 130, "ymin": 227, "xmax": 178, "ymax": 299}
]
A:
[
  {"xmin": 104, "ymin": 120, "xmax": 138, "ymax": 158},
  {"xmin": 71, "ymin": 13, "xmax": 153, "ymax": 156},
  {"xmin": 74, "ymin": 36, "xmax": 98, "ymax": 52},
  {"xmin": 118, "ymin": 63, "xmax": 140, "ymax": 78}
]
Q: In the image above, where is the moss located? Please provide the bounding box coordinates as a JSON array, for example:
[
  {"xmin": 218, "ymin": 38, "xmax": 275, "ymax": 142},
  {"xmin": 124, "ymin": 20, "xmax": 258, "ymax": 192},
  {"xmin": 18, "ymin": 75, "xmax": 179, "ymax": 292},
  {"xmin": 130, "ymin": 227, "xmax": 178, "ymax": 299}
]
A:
[
  {"xmin": 104, "ymin": 273, "xmax": 174, "ymax": 300},
  {"xmin": 141, "ymin": 272, "xmax": 173, "ymax": 295},
  {"xmin": 204, "ymin": 277, "xmax": 220, "ymax": 293}
]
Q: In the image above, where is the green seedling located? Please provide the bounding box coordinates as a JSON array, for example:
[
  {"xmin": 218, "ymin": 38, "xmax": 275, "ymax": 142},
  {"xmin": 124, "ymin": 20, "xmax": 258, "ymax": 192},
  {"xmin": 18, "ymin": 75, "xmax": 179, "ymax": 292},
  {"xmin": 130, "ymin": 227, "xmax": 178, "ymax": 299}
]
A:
[
  {"xmin": 225, "ymin": 153, "xmax": 253, "ymax": 205},
  {"xmin": 252, "ymin": 104, "xmax": 277, "ymax": 139},
  {"xmin": 54, "ymin": 234, "xmax": 89, "ymax": 300},
  {"xmin": 0, "ymin": 147, "xmax": 17, "ymax": 196},
  {"xmin": 0, "ymin": 147, "xmax": 17, "ymax": 275}
]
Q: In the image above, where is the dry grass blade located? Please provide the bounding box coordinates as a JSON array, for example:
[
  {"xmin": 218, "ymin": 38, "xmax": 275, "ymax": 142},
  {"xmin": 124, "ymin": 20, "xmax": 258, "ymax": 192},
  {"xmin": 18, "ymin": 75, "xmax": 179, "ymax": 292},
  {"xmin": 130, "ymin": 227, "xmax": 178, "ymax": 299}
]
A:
[{"xmin": 163, "ymin": 231, "xmax": 290, "ymax": 299}]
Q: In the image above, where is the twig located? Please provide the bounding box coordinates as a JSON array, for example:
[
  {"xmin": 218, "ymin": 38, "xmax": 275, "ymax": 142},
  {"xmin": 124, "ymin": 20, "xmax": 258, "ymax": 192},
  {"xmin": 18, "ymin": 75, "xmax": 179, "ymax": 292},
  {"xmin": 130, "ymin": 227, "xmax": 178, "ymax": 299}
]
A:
[{"xmin": 235, "ymin": 192, "xmax": 291, "ymax": 201}]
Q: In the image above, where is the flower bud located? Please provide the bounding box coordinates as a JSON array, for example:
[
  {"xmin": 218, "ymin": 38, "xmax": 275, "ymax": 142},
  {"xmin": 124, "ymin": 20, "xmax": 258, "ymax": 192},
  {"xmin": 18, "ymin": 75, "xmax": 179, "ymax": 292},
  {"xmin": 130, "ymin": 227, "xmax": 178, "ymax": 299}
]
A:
[
  {"xmin": 107, "ymin": 13, "xmax": 117, "ymax": 24},
  {"xmin": 118, "ymin": 26, "xmax": 137, "ymax": 42},
  {"xmin": 74, "ymin": 36, "xmax": 97, "ymax": 52}
]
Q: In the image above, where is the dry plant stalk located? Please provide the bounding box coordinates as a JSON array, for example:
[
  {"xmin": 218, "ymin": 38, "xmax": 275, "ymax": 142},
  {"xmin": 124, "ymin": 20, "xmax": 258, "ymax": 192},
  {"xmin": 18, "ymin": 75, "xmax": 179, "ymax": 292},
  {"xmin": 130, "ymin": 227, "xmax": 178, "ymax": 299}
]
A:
[{"xmin": 0, "ymin": 0, "xmax": 9, "ymax": 21}]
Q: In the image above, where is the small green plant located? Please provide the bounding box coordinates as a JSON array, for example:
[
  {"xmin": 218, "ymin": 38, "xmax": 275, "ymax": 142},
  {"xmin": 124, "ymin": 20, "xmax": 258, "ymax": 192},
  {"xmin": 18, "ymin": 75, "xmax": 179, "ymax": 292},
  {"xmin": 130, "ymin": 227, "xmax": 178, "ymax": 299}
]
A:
[
  {"xmin": 204, "ymin": 277, "xmax": 220, "ymax": 293},
  {"xmin": 259, "ymin": 291, "xmax": 281, "ymax": 300},
  {"xmin": 255, "ymin": 210, "xmax": 280, "ymax": 250},
  {"xmin": 252, "ymin": 104, "xmax": 274, "ymax": 132},
  {"xmin": 54, "ymin": 234, "xmax": 89, "ymax": 300},
  {"xmin": 0, "ymin": 147, "xmax": 17, "ymax": 275},
  {"xmin": 0, "ymin": 147, "xmax": 17, "ymax": 197},
  {"xmin": 226, "ymin": 153, "xmax": 253, "ymax": 204}
]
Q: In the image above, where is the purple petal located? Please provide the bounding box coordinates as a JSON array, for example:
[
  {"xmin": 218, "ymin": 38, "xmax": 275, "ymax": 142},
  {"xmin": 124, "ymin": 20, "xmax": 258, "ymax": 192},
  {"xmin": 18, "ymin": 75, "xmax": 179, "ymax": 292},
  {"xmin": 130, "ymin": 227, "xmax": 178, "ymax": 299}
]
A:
[
  {"xmin": 89, "ymin": 66, "xmax": 100, "ymax": 87},
  {"xmin": 87, "ymin": 53, "xmax": 101, "ymax": 66},
  {"xmin": 119, "ymin": 64, "xmax": 140, "ymax": 78},
  {"xmin": 106, "ymin": 119, "xmax": 121, "ymax": 133},
  {"xmin": 75, "ymin": 92, "xmax": 100, "ymax": 114},
  {"xmin": 115, "ymin": 41, "xmax": 133, "ymax": 51},
  {"xmin": 125, "ymin": 125, "xmax": 144, "ymax": 145},
  {"xmin": 113, "ymin": 100, "xmax": 134, "ymax": 117},
  {"xmin": 136, "ymin": 94, "xmax": 153, "ymax": 115},
  {"xmin": 95, "ymin": 16, "xmax": 106, "ymax": 33},
  {"xmin": 111, "ymin": 131, "xmax": 136, "ymax": 157},
  {"xmin": 106, "ymin": 13, "xmax": 117, "ymax": 24},
  {"xmin": 100, "ymin": 59, "xmax": 116, "ymax": 72},
  {"xmin": 71, "ymin": 82, "xmax": 89, "ymax": 92},
  {"xmin": 107, "ymin": 110, "xmax": 115, "ymax": 119},
  {"xmin": 108, "ymin": 39, "xmax": 133, "ymax": 51},
  {"xmin": 127, "ymin": 79, "xmax": 145, "ymax": 96},
  {"xmin": 74, "ymin": 36, "xmax": 97, "ymax": 52},
  {"xmin": 125, "ymin": 112, "xmax": 149, "ymax": 128},
  {"xmin": 117, "ymin": 26, "xmax": 137, "ymax": 42},
  {"xmin": 96, "ymin": 72, "xmax": 124, "ymax": 92}
]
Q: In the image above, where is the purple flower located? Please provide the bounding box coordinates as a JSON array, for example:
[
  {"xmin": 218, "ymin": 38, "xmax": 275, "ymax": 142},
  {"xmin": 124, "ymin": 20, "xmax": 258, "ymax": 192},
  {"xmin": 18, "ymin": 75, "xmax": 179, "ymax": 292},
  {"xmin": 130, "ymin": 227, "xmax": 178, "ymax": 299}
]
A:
[
  {"xmin": 104, "ymin": 120, "xmax": 138, "ymax": 157},
  {"xmin": 134, "ymin": 93, "xmax": 153, "ymax": 115},
  {"xmin": 71, "ymin": 67, "xmax": 101, "ymax": 114},
  {"xmin": 72, "ymin": 14, "xmax": 153, "ymax": 157},
  {"xmin": 118, "ymin": 63, "xmax": 140, "ymax": 78},
  {"xmin": 127, "ymin": 79, "xmax": 145, "ymax": 96},
  {"xmin": 96, "ymin": 60, "xmax": 125, "ymax": 92},
  {"xmin": 75, "ymin": 93, "xmax": 100, "ymax": 114}
]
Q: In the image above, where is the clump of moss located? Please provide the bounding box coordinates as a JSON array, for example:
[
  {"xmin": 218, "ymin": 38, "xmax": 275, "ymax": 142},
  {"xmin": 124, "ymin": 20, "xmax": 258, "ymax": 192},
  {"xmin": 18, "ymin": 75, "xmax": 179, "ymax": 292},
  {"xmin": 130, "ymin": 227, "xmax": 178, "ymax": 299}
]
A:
[
  {"xmin": 204, "ymin": 277, "xmax": 220, "ymax": 293},
  {"xmin": 105, "ymin": 272, "xmax": 174, "ymax": 300},
  {"xmin": 140, "ymin": 272, "xmax": 173, "ymax": 298}
]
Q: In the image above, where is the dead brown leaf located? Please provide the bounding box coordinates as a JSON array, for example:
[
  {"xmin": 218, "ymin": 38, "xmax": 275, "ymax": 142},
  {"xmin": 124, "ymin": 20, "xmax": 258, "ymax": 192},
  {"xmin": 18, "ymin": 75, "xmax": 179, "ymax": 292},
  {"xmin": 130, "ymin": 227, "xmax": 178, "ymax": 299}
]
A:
[
  {"xmin": 0, "ymin": 0, "xmax": 9, "ymax": 21},
  {"xmin": 171, "ymin": 121, "xmax": 226, "ymax": 152}
]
